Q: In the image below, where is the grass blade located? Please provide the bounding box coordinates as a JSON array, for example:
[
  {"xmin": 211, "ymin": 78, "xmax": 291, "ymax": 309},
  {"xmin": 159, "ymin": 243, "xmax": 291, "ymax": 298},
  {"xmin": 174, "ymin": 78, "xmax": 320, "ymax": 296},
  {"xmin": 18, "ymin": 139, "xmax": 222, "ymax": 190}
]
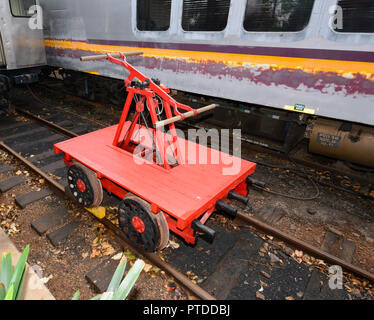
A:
[
  {"xmin": 0, "ymin": 253, "xmax": 13, "ymax": 291},
  {"xmin": 72, "ymin": 290, "xmax": 81, "ymax": 300},
  {"xmin": 0, "ymin": 283, "xmax": 6, "ymax": 300},
  {"xmin": 100, "ymin": 291, "xmax": 114, "ymax": 300},
  {"xmin": 112, "ymin": 259, "xmax": 145, "ymax": 300},
  {"xmin": 9, "ymin": 245, "xmax": 29, "ymax": 300},
  {"xmin": 4, "ymin": 284, "xmax": 14, "ymax": 300},
  {"xmin": 105, "ymin": 259, "xmax": 127, "ymax": 294},
  {"xmin": 15, "ymin": 262, "xmax": 28, "ymax": 300}
]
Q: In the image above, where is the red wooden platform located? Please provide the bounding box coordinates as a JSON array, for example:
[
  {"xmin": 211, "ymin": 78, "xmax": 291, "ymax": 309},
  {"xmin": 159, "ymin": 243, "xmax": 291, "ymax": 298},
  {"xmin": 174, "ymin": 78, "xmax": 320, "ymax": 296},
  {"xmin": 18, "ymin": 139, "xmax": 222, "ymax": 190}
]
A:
[{"xmin": 54, "ymin": 123, "xmax": 256, "ymax": 231}]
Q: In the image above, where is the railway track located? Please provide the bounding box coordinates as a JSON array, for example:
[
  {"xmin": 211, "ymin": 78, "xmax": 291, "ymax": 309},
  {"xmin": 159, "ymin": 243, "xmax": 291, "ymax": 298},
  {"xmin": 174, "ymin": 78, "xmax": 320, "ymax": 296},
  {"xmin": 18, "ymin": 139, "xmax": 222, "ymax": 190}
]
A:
[
  {"xmin": 2, "ymin": 85, "xmax": 373, "ymax": 300},
  {"xmin": 0, "ymin": 111, "xmax": 214, "ymax": 300}
]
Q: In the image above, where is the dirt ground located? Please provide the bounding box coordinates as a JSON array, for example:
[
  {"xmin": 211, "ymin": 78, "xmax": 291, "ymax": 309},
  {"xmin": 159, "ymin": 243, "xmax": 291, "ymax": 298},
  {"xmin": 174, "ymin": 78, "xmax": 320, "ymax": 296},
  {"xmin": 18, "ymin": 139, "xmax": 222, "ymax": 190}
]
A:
[
  {"xmin": 243, "ymin": 152, "xmax": 374, "ymax": 274},
  {"xmin": 0, "ymin": 150, "xmax": 188, "ymax": 300}
]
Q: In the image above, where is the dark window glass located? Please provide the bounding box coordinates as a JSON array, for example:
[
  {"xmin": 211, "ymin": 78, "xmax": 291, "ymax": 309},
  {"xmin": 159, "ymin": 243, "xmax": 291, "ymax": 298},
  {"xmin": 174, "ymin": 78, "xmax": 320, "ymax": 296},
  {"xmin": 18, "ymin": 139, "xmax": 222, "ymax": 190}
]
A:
[
  {"xmin": 336, "ymin": 0, "xmax": 374, "ymax": 33},
  {"xmin": 243, "ymin": 0, "xmax": 315, "ymax": 32},
  {"xmin": 10, "ymin": 0, "xmax": 36, "ymax": 17},
  {"xmin": 182, "ymin": 0, "xmax": 231, "ymax": 31},
  {"xmin": 137, "ymin": 0, "xmax": 172, "ymax": 31}
]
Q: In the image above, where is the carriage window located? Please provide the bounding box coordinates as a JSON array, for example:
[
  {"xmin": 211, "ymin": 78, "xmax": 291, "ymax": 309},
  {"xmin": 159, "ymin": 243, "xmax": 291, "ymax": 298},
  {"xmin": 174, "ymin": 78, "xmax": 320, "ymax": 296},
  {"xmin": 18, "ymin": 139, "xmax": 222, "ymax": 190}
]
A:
[
  {"xmin": 335, "ymin": 0, "xmax": 374, "ymax": 33},
  {"xmin": 182, "ymin": 0, "xmax": 231, "ymax": 32},
  {"xmin": 137, "ymin": 0, "xmax": 172, "ymax": 31},
  {"xmin": 10, "ymin": 0, "xmax": 36, "ymax": 17},
  {"xmin": 243, "ymin": 0, "xmax": 315, "ymax": 32}
]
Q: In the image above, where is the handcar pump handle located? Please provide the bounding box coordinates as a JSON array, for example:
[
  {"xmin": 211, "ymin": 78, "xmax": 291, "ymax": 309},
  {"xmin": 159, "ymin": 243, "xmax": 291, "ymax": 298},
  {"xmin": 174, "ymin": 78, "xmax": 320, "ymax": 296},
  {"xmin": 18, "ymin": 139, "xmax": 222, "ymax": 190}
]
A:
[
  {"xmin": 154, "ymin": 104, "xmax": 217, "ymax": 128},
  {"xmin": 80, "ymin": 51, "xmax": 143, "ymax": 62}
]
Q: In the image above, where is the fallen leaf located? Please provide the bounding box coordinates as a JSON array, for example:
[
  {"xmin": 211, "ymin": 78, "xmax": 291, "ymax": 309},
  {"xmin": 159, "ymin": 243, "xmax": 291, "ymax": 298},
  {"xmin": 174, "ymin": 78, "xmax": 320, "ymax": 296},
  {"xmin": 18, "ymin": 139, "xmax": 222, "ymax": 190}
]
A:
[
  {"xmin": 81, "ymin": 252, "xmax": 89, "ymax": 259},
  {"xmin": 260, "ymin": 280, "xmax": 268, "ymax": 287},
  {"xmin": 90, "ymin": 248, "xmax": 101, "ymax": 258},
  {"xmin": 285, "ymin": 296, "xmax": 295, "ymax": 300},
  {"xmin": 294, "ymin": 250, "xmax": 303, "ymax": 258},
  {"xmin": 168, "ymin": 240, "xmax": 180, "ymax": 249},
  {"xmin": 111, "ymin": 252, "xmax": 123, "ymax": 260},
  {"xmin": 103, "ymin": 246, "xmax": 115, "ymax": 256},
  {"xmin": 143, "ymin": 264, "xmax": 153, "ymax": 273},
  {"xmin": 41, "ymin": 275, "xmax": 53, "ymax": 284},
  {"xmin": 344, "ymin": 284, "xmax": 352, "ymax": 292},
  {"xmin": 256, "ymin": 291, "xmax": 265, "ymax": 300},
  {"xmin": 260, "ymin": 270, "xmax": 271, "ymax": 279},
  {"xmin": 351, "ymin": 279, "xmax": 362, "ymax": 286},
  {"xmin": 152, "ymin": 266, "xmax": 160, "ymax": 274},
  {"xmin": 124, "ymin": 250, "xmax": 136, "ymax": 261}
]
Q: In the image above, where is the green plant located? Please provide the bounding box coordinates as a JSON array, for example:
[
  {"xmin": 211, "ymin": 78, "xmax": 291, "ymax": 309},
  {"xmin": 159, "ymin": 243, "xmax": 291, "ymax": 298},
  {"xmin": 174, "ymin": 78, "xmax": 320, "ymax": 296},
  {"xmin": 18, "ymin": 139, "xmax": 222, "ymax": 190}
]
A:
[
  {"xmin": 73, "ymin": 258, "xmax": 145, "ymax": 300},
  {"xmin": 0, "ymin": 245, "xmax": 30, "ymax": 300}
]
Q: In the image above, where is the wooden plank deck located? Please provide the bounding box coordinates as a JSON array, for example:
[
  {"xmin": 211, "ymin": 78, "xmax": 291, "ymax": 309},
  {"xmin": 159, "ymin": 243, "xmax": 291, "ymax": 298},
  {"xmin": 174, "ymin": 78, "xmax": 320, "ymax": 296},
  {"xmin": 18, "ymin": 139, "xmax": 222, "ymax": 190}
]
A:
[{"xmin": 55, "ymin": 124, "xmax": 256, "ymax": 229}]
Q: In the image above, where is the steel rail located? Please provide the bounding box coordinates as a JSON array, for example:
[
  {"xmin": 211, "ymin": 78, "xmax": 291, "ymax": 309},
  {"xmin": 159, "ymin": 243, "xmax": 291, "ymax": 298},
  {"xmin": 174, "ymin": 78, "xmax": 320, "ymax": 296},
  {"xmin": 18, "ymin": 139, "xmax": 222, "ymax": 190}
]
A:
[
  {"xmin": 235, "ymin": 211, "xmax": 374, "ymax": 283},
  {"xmin": 0, "ymin": 138, "xmax": 215, "ymax": 300},
  {"xmin": 14, "ymin": 106, "xmax": 80, "ymax": 138},
  {"xmin": 10, "ymin": 107, "xmax": 374, "ymax": 285}
]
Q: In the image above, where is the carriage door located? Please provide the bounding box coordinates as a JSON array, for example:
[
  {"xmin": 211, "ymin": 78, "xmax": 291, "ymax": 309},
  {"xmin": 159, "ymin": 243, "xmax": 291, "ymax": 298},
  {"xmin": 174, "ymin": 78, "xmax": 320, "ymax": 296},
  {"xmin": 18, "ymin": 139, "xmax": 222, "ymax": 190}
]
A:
[
  {"xmin": 7, "ymin": 0, "xmax": 46, "ymax": 69},
  {"xmin": 0, "ymin": 33, "xmax": 5, "ymax": 67}
]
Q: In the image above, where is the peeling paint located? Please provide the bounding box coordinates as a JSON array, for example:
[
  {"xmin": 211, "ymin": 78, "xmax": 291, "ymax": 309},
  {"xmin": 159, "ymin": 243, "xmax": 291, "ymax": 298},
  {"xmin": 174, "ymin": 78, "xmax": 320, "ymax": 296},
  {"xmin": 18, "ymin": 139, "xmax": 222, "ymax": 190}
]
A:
[{"xmin": 44, "ymin": 39, "xmax": 374, "ymax": 97}]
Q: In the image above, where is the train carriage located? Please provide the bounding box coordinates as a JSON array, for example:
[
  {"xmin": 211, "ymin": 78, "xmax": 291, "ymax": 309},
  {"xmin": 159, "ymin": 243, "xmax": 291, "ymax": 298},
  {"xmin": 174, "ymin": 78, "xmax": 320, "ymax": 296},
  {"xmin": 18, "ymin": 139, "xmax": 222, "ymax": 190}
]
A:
[
  {"xmin": 39, "ymin": 0, "xmax": 374, "ymax": 127},
  {"xmin": 0, "ymin": 0, "xmax": 46, "ymax": 116}
]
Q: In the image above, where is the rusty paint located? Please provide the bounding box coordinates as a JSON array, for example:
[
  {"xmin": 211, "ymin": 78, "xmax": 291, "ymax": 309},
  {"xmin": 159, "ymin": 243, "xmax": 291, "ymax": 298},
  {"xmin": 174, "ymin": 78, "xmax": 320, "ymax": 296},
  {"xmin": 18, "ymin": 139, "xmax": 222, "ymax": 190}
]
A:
[{"xmin": 44, "ymin": 39, "xmax": 374, "ymax": 96}]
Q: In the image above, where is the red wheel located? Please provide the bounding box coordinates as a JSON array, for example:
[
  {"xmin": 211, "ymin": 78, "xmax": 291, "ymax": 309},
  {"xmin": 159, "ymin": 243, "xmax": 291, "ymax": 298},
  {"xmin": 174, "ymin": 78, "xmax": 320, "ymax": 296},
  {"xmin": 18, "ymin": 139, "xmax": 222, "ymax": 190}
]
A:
[
  {"xmin": 118, "ymin": 193, "xmax": 169, "ymax": 252},
  {"xmin": 67, "ymin": 162, "xmax": 103, "ymax": 207},
  {"xmin": 131, "ymin": 216, "xmax": 145, "ymax": 233}
]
